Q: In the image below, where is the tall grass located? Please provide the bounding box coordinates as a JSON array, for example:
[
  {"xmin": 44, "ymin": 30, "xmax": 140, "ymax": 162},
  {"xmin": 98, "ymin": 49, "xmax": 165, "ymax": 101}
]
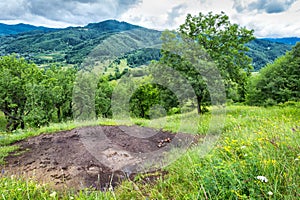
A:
[
  {"xmin": 0, "ymin": 104, "xmax": 299, "ymax": 199},
  {"xmin": 116, "ymin": 105, "xmax": 300, "ymax": 199}
]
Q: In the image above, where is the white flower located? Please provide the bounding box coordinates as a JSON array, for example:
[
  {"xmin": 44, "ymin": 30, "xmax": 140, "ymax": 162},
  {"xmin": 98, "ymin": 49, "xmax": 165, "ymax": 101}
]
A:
[
  {"xmin": 257, "ymin": 176, "xmax": 268, "ymax": 183},
  {"xmin": 50, "ymin": 191, "xmax": 57, "ymax": 198},
  {"xmin": 295, "ymin": 158, "xmax": 299, "ymax": 161},
  {"xmin": 241, "ymin": 146, "xmax": 246, "ymax": 149},
  {"xmin": 267, "ymin": 191, "xmax": 273, "ymax": 196}
]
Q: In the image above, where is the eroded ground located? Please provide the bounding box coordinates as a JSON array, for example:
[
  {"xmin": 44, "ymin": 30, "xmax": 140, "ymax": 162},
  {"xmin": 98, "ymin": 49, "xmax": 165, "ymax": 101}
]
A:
[{"xmin": 1, "ymin": 125, "xmax": 196, "ymax": 191}]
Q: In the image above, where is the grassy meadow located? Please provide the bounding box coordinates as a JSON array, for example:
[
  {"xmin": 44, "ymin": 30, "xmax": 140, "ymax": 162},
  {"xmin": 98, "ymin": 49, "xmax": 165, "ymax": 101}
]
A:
[{"xmin": 0, "ymin": 104, "xmax": 299, "ymax": 199}]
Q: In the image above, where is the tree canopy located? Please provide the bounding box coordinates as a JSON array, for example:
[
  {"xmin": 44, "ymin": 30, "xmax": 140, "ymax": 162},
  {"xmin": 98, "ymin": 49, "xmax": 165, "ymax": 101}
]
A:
[
  {"xmin": 156, "ymin": 12, "xmax": 254, "ymax": 113},
  {"xmin": 0, "ymin": 55, "xmax": 40, "ymax": 131},
  {"xmin": 179, "ymin": 12, "xmax": 254, "ymax": 100},
  {"xmin": 0, "ymin": 55, "xmax": 76, "ymax": 131},
  {"xmin": 246, "ymin": 42, "xmax": 300, "ymax": 106}
]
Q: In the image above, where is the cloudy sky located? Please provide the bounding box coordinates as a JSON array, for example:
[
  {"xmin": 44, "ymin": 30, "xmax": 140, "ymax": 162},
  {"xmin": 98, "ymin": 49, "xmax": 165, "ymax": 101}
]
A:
[{"xmin": 0, "ymin": 0, "xmax": 299, "ymax": 38}]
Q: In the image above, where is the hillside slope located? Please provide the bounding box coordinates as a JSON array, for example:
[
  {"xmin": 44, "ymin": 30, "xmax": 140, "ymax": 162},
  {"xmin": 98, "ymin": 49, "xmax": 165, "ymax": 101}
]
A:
[
  {"xmin": 0, "ymin": 20, "xmax": 294, "ymax": 70},
  {"xmin": 246, "ymin": 39, "xmax": 292, "ymax": 71}
]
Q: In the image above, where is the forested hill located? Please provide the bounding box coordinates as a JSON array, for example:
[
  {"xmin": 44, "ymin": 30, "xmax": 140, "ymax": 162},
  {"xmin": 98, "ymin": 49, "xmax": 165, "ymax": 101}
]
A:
[
  {"xmin": 246, "ymin": 39, "xmax": 292, "ymax": 71},
  {"xmin": 263, "ymin": 37, "xmax": 300, "ymax": 45},
  {"xmin": 0, "ymin": 20, "xmax": 295, "ymax": 71},
  {"xmin": 0, "ymin": 23, "xmax": 55, "ymax": 36}
]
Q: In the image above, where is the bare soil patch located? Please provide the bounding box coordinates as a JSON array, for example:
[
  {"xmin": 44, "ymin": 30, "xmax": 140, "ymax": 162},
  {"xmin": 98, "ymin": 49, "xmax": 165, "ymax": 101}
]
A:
[{"xmin": 1, "ymin": 125, "xmax": 196, "ymax": 191}]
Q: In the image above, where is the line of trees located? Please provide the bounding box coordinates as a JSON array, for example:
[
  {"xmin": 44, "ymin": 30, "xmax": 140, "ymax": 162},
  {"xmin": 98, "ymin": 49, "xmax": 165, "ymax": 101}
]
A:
[
  {"xmin": 0, "ymin": 55, "xmax": 77, "ymax": 131},
  {"xmin": 0, "ymin": 12, "xmax": 299, "ymax": 132}
]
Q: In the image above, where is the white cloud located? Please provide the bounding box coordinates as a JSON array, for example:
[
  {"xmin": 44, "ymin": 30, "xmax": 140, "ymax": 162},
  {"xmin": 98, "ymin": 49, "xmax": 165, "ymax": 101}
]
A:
[
  {"xmin": 233, "ymin": 0, "xmax": 297, "ymax": 14},
  {"xmin": 0, "ymin": 0, "xmax": 299, "ymax": 37}
]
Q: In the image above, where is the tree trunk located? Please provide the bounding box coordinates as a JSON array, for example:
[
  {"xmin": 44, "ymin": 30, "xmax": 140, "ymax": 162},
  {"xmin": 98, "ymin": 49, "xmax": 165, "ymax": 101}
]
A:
[
  {"xmin": 196, "ymin": 95, "xmax": 202, "ymax": 114},
  {"xmin": 57, "ymin": 106, "xmax": 62, "ymax": 122}
]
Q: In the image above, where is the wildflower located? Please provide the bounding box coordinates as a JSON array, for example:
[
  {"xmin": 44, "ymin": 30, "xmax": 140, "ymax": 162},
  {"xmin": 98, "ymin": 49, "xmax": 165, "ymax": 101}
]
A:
[
  {"xmin": 257, "ymin": 176, "xmax": 268, "ymax": 183},
  {"xmin": 295, "ymin": 158, "xmax": 299, "ymax": 161},
  {"xmin": 241, "ymin": 145, "xmax": 246, "ymax": 149},
  {"xmin": 1, "ymin": 169, "xmax": 4, "ymax": 174},
  {"xmin": 224, "ymin": 146, "xmax": 231, "ymax": 152},
  {"xmin": 267, "ymin": 191, "xmax": 273, "ymax": 196},
  {"xmin": 50, "ymin": 191, "xmax": 57, "ymax": 198}
]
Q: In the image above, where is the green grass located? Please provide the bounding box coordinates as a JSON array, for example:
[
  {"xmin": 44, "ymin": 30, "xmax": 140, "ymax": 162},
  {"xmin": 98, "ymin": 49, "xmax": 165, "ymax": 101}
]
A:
[
  {"xmin": 0, "ymin": 104, "xmax": 299, "ymax": 199},
  {"xmin": 0, "ymin": 112, "xmax": 6, "ymax": 132}
]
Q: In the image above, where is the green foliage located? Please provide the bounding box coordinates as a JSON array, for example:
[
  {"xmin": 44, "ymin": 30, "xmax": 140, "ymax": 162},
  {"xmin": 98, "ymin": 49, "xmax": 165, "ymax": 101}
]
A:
[
  {"xmin": 0, "ymin": 55, "xmax": 76, "ymax": 131},
  {"xmin": 157, "ymin": 12, "xmax": 254, "ymax": 115},
  {"xmin": 246, "ymin": 42, "xmax": 300, "ymax": 105},
  {"xmin": 0, "ymin": 55, "xmax": 41, "ymax": 131},
  {"xmin": 116, "ymin": 48, "xmax": 162, "ymax": 68},
  {"xmin": 0, "ymin": 111, "xmax": 6, "ymax": 132},
  {"xmin": 179, "ymin": 12, "xmax": 255, "ymax": 102},
  {"xmin": 95, "ymin": 77, "xmax": 114, "ymax": 118},
  {"xmin": 129, "ymin": 83, "xmax": 179, "ymax": 119},
  {"xmin": 25, "ymin": 65, "xmax": 76, "ymax": 126}
]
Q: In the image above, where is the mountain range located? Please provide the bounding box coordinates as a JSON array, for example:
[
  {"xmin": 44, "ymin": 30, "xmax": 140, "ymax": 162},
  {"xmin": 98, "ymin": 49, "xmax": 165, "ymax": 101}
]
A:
[
  {"xmin": 0, "ymin": 20, "xmax": 299, "ymax": 71},
  {"xmin": 0, "ymin": 23, "xmax": 55, "ymax": 36}
]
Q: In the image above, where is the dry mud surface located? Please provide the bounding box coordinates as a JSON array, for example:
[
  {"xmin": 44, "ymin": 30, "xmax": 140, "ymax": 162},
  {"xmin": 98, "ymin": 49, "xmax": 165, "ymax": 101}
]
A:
[{"xmin": 2, "ymin": 125, "xmax": 196, "ymax": 191}]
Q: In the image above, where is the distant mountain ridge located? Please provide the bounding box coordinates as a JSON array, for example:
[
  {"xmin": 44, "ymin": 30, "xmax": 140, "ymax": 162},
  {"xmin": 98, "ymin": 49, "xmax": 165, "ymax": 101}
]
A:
[
  {"xmin": 0, "ymin": 20, "xmax": 161, "ymax": 65},
  {"xmin": 0, "ymin": 20, "xmax": 296, "ymax": 71},
  {"xmin": 0, "ymin": 20, "xmax": 141, "ymax": 36},
  {"xmin": 0, "ymin": 23, "xmax": 55, "ymax": 36},
  {"xmin": 85, "ymin": 20, "xmax": 141, "ymax": 32},
  {"xmin": 263, "ymin": 37, "xmax": 300, "ymax": 45}
]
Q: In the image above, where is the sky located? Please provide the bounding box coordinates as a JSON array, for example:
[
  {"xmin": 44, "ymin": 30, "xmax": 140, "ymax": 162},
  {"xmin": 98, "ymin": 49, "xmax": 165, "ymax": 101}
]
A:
[{"xmin": 0, "ymin": 0, "xmax": 299, "ymax": 38}]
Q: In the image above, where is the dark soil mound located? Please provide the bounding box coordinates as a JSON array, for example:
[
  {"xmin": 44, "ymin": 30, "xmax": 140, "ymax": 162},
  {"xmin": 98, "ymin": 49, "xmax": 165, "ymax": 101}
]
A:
[{"xmin": 1, "ymin": 125, "xmax": 196, "ymax": 191}]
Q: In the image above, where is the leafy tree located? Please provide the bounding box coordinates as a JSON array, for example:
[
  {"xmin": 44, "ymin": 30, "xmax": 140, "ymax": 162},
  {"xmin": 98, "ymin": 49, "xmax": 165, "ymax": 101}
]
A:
[
  {"xmin": 95, "ymin": 76, "xmax": 114, "ymax": 118},
  {"xmin": 0, "ymin": 55, "xmax": 77, "ymax": 130},
  {"xmin": 158, "ymin": 12, "xmax": 254, "ymax": 113},
  {"xmin": 129, "ymin": 82, "xmax": 179, "ymax": 119},
  {"xmin": 179, "ymin": 12, "xmax": 254, "ymax": 100},
  {"xmin": 246, "ymin": 42, "xmax": 300, "ymax": 105},
  {"xmin": 130, "ymin": 83, "xmax": 160, "ymax": 118},
  {"xmin": 0, "ymin": 55, "xmax": 41, "ymax": 131},
  {"xmin": 24, "ymin": 66, "xmax": 76, "ymax": 127},
  {"xmin": 45, "ymin": 66, "xmax": 76, "ymax": 122}
]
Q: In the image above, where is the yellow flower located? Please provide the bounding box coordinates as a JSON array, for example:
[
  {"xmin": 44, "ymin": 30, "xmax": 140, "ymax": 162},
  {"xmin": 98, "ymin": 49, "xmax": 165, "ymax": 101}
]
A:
[
  {"xmin": 224, "ymin": 146, "xmax": 231, "ymax": 152},
  {"xmin": 271, "ymin": 159, "xmax": 276, "ymax": 165}
]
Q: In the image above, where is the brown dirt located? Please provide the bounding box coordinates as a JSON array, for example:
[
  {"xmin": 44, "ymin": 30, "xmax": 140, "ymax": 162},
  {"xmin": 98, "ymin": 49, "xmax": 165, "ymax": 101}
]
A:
[{"xmin": 1, "ymin": 125, "xmax": 196, "ymax": 191}]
